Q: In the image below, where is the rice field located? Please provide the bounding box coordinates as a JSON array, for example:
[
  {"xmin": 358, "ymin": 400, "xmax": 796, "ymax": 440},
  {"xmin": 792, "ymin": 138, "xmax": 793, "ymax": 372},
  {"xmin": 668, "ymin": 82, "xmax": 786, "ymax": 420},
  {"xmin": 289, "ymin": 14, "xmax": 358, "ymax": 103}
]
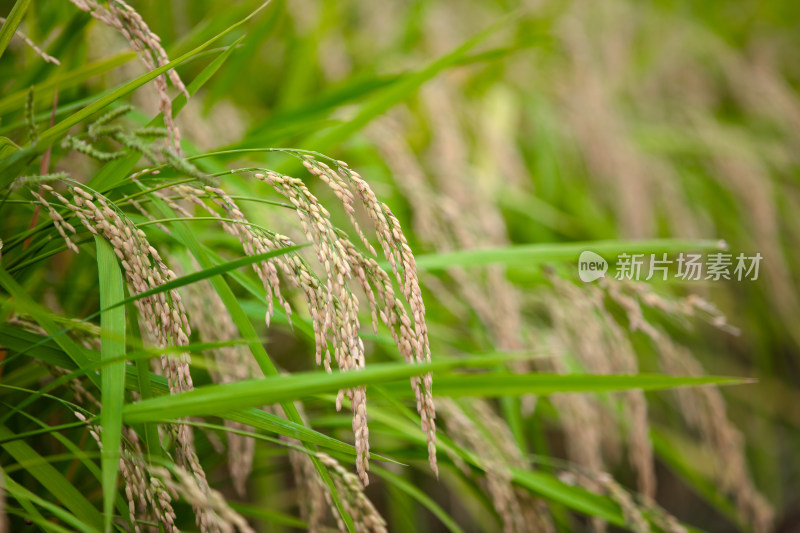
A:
[{"xmin": 1, "ymin": 1, "xmax": 798, "ymax": 532}]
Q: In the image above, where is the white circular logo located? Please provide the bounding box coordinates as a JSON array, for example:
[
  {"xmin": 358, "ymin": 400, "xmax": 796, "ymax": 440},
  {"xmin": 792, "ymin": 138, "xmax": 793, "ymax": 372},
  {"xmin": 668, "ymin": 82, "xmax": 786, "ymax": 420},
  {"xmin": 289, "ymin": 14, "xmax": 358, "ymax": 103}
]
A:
[{"xmin": 578, "ymin": 251, "xmax": 608, "ymax": 282}]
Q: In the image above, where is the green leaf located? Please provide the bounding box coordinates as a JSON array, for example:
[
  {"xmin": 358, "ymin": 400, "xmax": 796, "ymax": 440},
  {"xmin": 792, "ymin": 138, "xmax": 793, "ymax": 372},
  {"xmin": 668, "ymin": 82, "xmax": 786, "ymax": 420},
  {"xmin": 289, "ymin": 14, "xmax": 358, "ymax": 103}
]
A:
[
  {"xmin": 0, "ymin": 52, "xmax": 136, "ymax": 116},
  {"xmin": 4, "ymin": 475, "xmax": 101, "ymax": 533},
  {"xmin": 382, "ymin": 372, "xmax": 750, "ymax": 398},
  {"xmin": 121, "ymin": 364, "xmax": 741, "ymax": 424},
  {"xmin": 0, "ymin": 423, "xmax": 103, "ymax": 529},
  {"xmin": 511, "ymin": 468, "xmax": 626, "ymax": 526},
  {"xmin": 410, "ymin": 239, "xmax": 727, "ymax": 271},
  {"xmin": 95, "ymin": 236, "xmax": 126, "ymax": 533},
  {"xmin": 122, "ymin": 361, "xmax": 443, "ymax": 423},
  {"xmin": 0, "ymin": 136, "xmax": 20, "ymax": 157},
  {"xmin": 0, "ymin": 0, "xmax": 31, "ymax": 61}
]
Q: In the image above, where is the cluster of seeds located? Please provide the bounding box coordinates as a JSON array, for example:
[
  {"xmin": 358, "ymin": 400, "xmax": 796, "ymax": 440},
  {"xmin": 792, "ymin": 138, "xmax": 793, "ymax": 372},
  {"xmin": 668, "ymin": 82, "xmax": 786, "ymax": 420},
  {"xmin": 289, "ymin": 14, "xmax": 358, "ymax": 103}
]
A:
[
  {"xmin": 69, "ymin": 0, "xmax": 187, "ymax": 151},
  {"xmin": 118, "ymin": 450, "xmax": 180, "ymax": 533},
  {"xmin": 28, "ymin": 106, "xmax": 437, "ymax": 521},
  {"xmin": 30, "ymin": 190, "xmax": 79, "ymax": 253},
  {"xmin": 31, "ymin": 184, "xmax": 222, "ymax": 531},
  {"xmin": 604, "ymin": 281, "xmax": 773, "ymax": 531},
  {"xmin": 268, "ymin": 154, "xmax": 437, "ymax": 476},
  {"xmin": 182, "ymin": 277, "xmax": 259, "ymax": 496},
  {"xmin": 41, "ymin": 184, "xmax": 193, "ymax": 390},
  {"xmin": 546, "ymin": 275, "xmax": 655, "ymax": 498},
  {"xmin": 164, "ymin": 153, "xmax": 437, "ymax": 484},
  {"xmin": 148, "ymin": 466, "xmax": 255, "ymax": 533},
  {"xmin": 438, "ymin": 399, "xmax": 553, "ymax": 533},
  {"xmin": 163, "ymin": 184, "xmax": 295, "ymax": 328},
  {"xmin": 56, "ymin": 368, "xmax": 180, "ymax": 533},
  {"xmin": 0, "ymin": 16, "xmax": 60, "ymax": 64},
  {"xmin": 316, "ymin": 453, "xmax": 388, "ymax": 532},
  {"xmin": 288, "ymin": 443, "xmax": 329, "ymax": 531}
]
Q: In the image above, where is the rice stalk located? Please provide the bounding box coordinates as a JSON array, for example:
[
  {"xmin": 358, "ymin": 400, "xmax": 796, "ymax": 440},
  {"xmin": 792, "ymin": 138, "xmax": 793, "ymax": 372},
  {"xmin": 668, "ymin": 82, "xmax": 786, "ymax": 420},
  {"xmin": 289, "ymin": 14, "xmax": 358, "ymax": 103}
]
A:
[
  {"xmin": 32, "ymin": 183, "xmax": 222, "ymax": 531},
  {"xmin": 605, "ymin": 281, "xmax": 773, "ymax": 532},
  {"xmin": 157, "ymin": 153, "xmax": 439, "ymax": 484},
  {"xmin": 316, "ymin": 453, "xmax": 388, "ymax": 533},
  {"xmin": 0, "ymin": 17, "xmax": 60, "ymax": 65},
  {"xmin": 181, "ymin": 277, "xmax": 258, "ymax": 496},
  {"xmin": 68, "ymin": 0, "xmax": 188, "ymax": 151},
  {"xmin": 439, "ymin": 398, "xmax": 555, "ymax": 533}
]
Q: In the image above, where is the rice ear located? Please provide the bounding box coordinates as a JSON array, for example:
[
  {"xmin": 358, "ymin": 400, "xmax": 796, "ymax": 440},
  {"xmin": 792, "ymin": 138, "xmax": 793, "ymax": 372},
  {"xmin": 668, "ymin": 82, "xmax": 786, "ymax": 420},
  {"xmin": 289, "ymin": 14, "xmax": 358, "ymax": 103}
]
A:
[{"xmin": 68, "ymin": 0, "xmax": 187, "ymax": 152}]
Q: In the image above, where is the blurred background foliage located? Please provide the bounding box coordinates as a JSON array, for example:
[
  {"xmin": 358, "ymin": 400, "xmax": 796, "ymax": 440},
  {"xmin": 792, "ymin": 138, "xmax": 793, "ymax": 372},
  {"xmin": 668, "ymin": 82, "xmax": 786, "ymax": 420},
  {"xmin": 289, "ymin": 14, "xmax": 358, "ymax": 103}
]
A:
[{"xmin": 1, "ymin": 0, "xmax": 799, "ymax": 531}]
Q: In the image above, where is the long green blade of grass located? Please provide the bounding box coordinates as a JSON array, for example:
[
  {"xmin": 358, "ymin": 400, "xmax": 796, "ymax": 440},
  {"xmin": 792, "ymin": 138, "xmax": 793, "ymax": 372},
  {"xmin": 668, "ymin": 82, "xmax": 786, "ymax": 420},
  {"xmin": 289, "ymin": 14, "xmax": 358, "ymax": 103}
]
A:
[
  {"xmin": 411, "ymin": 239, "xmax": 727, "ymax": 271},
  {"xmin": 4, "ymin": 475, "xmax": 101, "ymax": 533},
  {"xmin": 382, "ymin": 372, "xmax": 749, "ymax": 398},
  {"xmin": 0, "ymin": 424, "xmax": 103, "ymax": 529},
  {"xmin": 94, "ymin": 236, "xmax": 126, "ymax": 532},
  {"xmin": 123, "ymin": 364, "xmax": 746, "ymax": 424},
  {"xmin": 122, "ymin": 360, "xmax": 446, "ymax": 423},
  {"xmin": 0, "ymin": 0, "xmax": 31, "ymax": 61},
  {"xmin": 123, "ymin": 363, "xmax": 433, "ymax": 423},
  {"xmin": 0, "ymin": 52, "xmax": 136, "ymax": 116}
]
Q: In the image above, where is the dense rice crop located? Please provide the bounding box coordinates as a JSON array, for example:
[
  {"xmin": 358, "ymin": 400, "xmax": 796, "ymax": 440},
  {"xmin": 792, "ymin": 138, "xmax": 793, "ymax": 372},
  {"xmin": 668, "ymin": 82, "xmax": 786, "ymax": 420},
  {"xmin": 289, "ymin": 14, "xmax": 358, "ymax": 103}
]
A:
[{"xmin": 1, "ymin": 1, "xmax": 798, "ymax": 532}]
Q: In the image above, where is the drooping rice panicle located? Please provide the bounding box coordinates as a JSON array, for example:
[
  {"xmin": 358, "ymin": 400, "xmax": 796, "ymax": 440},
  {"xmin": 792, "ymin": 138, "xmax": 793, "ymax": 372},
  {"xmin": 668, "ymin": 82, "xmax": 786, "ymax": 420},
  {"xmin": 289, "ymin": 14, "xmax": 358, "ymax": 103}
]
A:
[
  {"xmin": 164, "ymin": 159, "xmax": 439, "ymax": 484},
  {"xmin": 68, "ymin": 0, "xmax": 187, "ymax": 151},
  {"xmin": 0, "ymin": 17, "xmax": 60, "ymax": 64},
  {"xmin": 316, "ymin": 453, "xmax": 388, "ymax": 533},
  {"xmin": 439, "ymin": 399, "xmax": 550, "ymax": 533},
  {"xmin": 33, "ymin": 183, "xmax": 224, "ymax": 531},
  {"xmin": 182, "ymin": 277, "xmax": 259, "ymax": 496},
  {"xmin": 605, "ymin": 281, "xmax": 773, "ymax": 531}
]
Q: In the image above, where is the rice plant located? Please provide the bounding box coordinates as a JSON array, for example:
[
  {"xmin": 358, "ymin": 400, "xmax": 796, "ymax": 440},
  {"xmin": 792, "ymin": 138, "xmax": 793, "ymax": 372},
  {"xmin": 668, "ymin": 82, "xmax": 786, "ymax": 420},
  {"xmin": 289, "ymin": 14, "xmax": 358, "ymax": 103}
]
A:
[{"xmin": 1, "ymin": 1, "xmax": 797, "ymax": 532}]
